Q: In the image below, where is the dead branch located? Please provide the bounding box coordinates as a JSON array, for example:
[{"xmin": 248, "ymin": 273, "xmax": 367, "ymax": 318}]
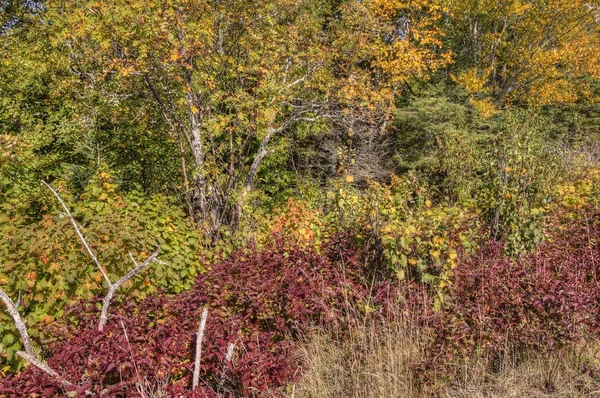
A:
[
  {"xmin": 192, "ymin": 308, "xmax": 209, "ymax": 390},
  {"xmin": 0, "ymin": 288, "xmax": 35, "ymax": 356},
  {"xmin": 16, "ymin": 351, "xmax": 75, "ymax": 388},
  {"xmin": 218, "ymin": 342, "xmax": 236, "ymax": 390},
  {"xmin": 98, "ymin": 248, "xmax": 161, "ymax": 331},
  {"xmin": 42, "ymin": 181, "xmax": 111, "ymax": 286},
  {"xmin": 0, "ymin": 288, "xmax": 36, "ymax": 356},
  {"xmin": 43, "ymin": 181, "xmax": 161, "ymax": 331},
  {"xmin": 0, "ymin": 289, "xmax": 82, "ymax": 393}
]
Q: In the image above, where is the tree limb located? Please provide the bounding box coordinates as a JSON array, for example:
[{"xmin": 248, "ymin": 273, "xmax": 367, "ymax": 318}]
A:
[
  {"xmin": 16, "ymin": 351, "xmax": 75, "ymax": 388},
  {"xmin": 0, "ymin": 290, "xmax": 83, "ymax": 394}
]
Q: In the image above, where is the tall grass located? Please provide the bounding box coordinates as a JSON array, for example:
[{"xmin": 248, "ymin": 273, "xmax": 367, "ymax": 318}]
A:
[{"xmin": 291, "ymin": 319, "xmax": 600, "ymax": 398}]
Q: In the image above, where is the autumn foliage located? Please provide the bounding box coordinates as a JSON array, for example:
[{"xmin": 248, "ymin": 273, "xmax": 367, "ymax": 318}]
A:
[
  {"xmin": 0, "ymin": 235, "xmax": 373, "ymax": 396},
  {"xmin": 2, "ymin": 206, "xmax": 600, "ymax": 395},
  {"xmin": 429, "ymin": 212, "xmax": 600, "ymax": 369},
  {"xmin": 2, "ymin": 0, "xmax": 600, "ymax": 395}
]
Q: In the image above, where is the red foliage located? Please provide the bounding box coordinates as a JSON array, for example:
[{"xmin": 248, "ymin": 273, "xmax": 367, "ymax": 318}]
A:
[
  {"xmin": 429, "ymin": 212, "xmax": 600, "ymax": 367},
  {"xmin": 4, "ymin": 212, "xmax": 600, "ymax": 395},
  {"xmin": 0, "ymin": 235, "xmax": 380, "ymax": 397}
]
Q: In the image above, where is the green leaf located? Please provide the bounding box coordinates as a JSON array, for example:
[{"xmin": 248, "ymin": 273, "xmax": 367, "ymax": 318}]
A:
[
  {"xmin": 2, "ymin": 333, "xmax": 15, "ymax": 346},
  {"xmin": 420, "ymin": 273, "xmax": 437, "ymax": 284}
]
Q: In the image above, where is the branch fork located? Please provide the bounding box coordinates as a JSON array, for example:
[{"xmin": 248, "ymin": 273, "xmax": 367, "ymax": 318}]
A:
[{"xmin": 42, "ymin": 181, "xmax": 161, "ymax": 331}]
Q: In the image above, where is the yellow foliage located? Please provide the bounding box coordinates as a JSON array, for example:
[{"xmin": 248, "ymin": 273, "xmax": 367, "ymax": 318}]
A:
[
  {"xmin": 469, "ymin": 98, "xmax": 499, "ymax": 119},
  {"xmin": 447, "ymin": 0, "xmax": 600, "ymax": 106}
]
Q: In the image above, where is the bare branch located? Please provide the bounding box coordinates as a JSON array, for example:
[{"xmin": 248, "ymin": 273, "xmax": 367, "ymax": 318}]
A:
[
  {"xmin": 192, "ymin": 308, "xmax": 209, "ymax": 390},
  {"xmin": 1, "ymin": 289, "xmax": 82, "ymax": 393},
  {"xmin": 42, "ymin": 181, "xmax": 112, "ymax": 287},
  {"xmin": 98, "ymin": 248, "xmax": 161, "ymax": 331},
  {"xmin": 218, "ymin": 343, "xmax": 236, "ymax": 390},
  {"xmin": 0, "ymin": 288, "xmax": 35, "ymax": 356},
  {"xmin": 16, "ymin": 351, "xmax": 75, "ymax": 388}
]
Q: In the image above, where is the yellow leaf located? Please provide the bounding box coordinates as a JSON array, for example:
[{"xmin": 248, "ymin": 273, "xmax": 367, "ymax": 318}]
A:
[{"xmin": 170, "ymin": 51, "xmax": 182, "ymax": 62}]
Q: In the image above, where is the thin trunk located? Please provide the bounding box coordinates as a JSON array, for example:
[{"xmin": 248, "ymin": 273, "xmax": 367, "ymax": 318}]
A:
[
  {"xmin": 176, "ymin": 9, "xmax": 209, "ymax": 224},
  {"xmin": 235, "ymin": 125, "xmax": 281, "ymax": 221},
  {"xmin": 178, "ymin": 133, "xmax": 196, "ymax": 224}
]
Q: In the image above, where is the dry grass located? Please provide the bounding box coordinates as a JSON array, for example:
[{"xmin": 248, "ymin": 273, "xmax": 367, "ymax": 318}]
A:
[
  {"xmin": 290, "ymin": 321, "xmax": 600, "ymax": 398},
  {"xmin": 290, "ymin": 319, "xmax": 428, "ymax": 398},
  {"xmin": 448, "ymin": 346, "xmax": 600, "ymax": 398}
]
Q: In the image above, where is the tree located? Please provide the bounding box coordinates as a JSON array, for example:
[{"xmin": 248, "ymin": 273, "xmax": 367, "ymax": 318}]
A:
[
  {"xmin": 39, "ymin": 0, "xmax": 450, "ymax": 236},
  {"xmin": 445, "ymin": 0, "xmax": 600, "ymax": 115}
]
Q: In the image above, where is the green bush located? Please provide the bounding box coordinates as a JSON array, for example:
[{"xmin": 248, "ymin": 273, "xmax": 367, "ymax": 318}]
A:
[{"xmin": 0, "ymin": 169, "xmax": 202, "ymax": 370}]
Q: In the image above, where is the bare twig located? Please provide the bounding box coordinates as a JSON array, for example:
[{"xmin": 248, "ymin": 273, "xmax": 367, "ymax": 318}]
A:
[
  {"xmin": 98, "ymin": 248, "xmax": 160, "ymax": 331},
  {"xmin": 0, "ymin": 288, "xmax": 35, "ymax": 356},
  {"xmin": 192, "ymin": 308, "xmax": 209, "ymax": 390},
  {"xmin": 42, "ymin": 180, "xmax": 111, "ymax": 286},
  {"xmin": 120, "ymin": 319, "xmax": 143, "ymax": 388}
]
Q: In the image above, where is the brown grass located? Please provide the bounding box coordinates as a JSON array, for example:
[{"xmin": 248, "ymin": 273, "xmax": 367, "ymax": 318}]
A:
[
  {"xmin": 290, "ymin": 320, "xmax": 600, "ymax": 398},
  {"xmin": 290, "ymin": 319, "xmax": 428, "ymax": 398}
]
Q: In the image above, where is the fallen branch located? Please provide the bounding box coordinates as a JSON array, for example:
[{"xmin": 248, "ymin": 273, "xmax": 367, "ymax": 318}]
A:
[
  {"xmin": 192, "ymin": 308, "xmax": 209, "ymax": 390},
  {"xmin": 0, "ymin": 288, "xmax": 34, "ymax": 356},
  {"xmin": 0, "ymin": 288, "xmax": 82, "ymax": 393},
  {"xmin": 16, "ymin": 351, "xmax": 75, "ymax": 388}
]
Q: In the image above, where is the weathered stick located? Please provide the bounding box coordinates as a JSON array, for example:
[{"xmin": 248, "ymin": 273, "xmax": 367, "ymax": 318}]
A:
[
  {"xmin": 1, "ymin": 289, "xmax": 81, "ymax": 392},
  {"xmin": 42, "ymin": 180, "xmax": 111, "ymax": 286},
  {"xmin": 17, "ymin": 352, "xmax": 94, "ymax": 396},
  {"xmin": 16, "ymin": 351, "xmax": 74, "ymax": 387},
  {"xmin": 0, "ymin": 288, "xmax": 35, "ymax": 356},
  {"xmin": 98, "ymin": 248, "xmax": 160, "ymax": 331},
  {"xmin": 218, "ymin": 342, "xmax": 236, "ymax": 390},
  {"xmin": 192, "ymin": 308, "xmax": 209, "ymax": 390}
]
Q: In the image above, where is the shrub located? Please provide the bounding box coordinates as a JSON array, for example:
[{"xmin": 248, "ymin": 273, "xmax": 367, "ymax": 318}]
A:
[
  {"xmin": 0, "ymin": 235, "xmax": 390, "ymax": 396},
  {"xmin": 429, "ymin": 210, "xmax": 600, "ymax": 369},
  {"xmin": 0, "ymin": 172, "xmax": 202, "ymax": 370}
]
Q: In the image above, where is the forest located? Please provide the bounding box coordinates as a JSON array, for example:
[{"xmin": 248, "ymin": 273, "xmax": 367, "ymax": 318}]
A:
[{"xmin": 1, "ymin": 0, "xmax": 600, "ymax": 396}]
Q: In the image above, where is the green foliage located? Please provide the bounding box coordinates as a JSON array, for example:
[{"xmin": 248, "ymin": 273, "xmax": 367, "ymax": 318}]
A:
[
  {"xmin": 326, "ymin": 175, "xmax": 481, "ymax": 301},
  {"xmin": 395, "ymin": 89, "xmax": 580, "ymax": 256},
  {"xmin": 0, "ymin": 169, "xmax": 201, "ymax": 370},
  {"xmin": 439, "ymin": 110, "xmax": 566, "ymax": 255},
  {"xmin": 393, "ymin": 86, "xmax": 472, "ymax": 172},
  {"xmin": 2, "ymin": 0, "xmax": 600, "ymax": 381}
]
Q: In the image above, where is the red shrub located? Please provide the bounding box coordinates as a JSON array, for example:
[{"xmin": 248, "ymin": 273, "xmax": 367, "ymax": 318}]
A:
[
  {"xmin": 430, "ymin": 212, "xmax": 600, "ymax": 367},
  {"xmin": 0, "ymin": 235, "xmax": 384, "ymax": 397},
  {"xmin": 5, "ymin": 213, "xmax": 600, "ymax": 395}
]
